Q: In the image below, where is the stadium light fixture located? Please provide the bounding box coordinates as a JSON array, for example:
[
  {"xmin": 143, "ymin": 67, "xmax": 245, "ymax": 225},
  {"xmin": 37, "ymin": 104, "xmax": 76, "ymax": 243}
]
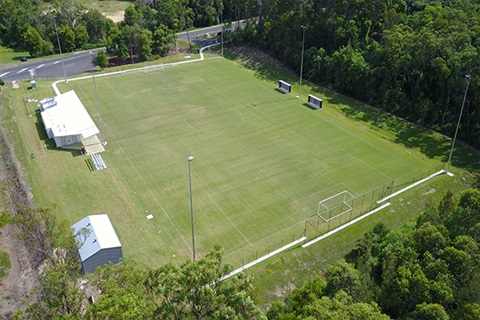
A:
[
  {"xmin": 188, "ymin": 156, "xmax": 196, "ymax": 260},
  {"xmin": 54, "ymin": 16, "xmax": 68, "ymax": 83},
  {"xmin": 297, "ymin": 25, "xmax": 306, "ymax": 99},
  {"xmin": 446, "ymin": 74, "xmax": 471, "ymax": 175}
]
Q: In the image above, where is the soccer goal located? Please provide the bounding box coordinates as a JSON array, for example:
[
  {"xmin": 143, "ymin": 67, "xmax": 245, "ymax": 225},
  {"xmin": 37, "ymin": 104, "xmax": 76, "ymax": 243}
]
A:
[
  {"xmin": 143, "ymin": 63, "xmax": 165, "ymax": 73},
  {"xmin": 318, "ymin": 190, "xmax": 355, "ymax": 222}
]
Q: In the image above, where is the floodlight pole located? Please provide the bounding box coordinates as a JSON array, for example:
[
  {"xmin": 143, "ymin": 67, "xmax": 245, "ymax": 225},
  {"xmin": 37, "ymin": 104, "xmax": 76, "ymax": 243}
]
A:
[
  {"xmin": 91, "ymin": 52, "xmax": 105, "ymax": 145},
  {"xmin": 298, "ymin": 25, "xmax": 306, "ymax": 99},
  {"xmin": 188, "ymin": 156, "xmax": 196, "ymax": 260},
  {"xmin": 446, "ymin": 74, "xmax": 471, "ymax": 174},
  {"xmin": 221, "ymin": 0, "xmax": 224, "ymax": 57},
  {"xmin": 54, "ymin": 17, "xmax": 68, "ymax": 83},
  {"xmin": 184, "ymin": 14, "xmax": 192, "ymax": 53}
]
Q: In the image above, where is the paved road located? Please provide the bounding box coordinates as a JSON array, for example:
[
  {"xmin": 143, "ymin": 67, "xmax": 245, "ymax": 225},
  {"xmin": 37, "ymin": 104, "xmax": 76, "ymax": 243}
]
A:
[
  {"xmin": 0, "ymin": 23, "xmax": 244, "ymax": 83},
  {"xmin": 0, "ymin": 50, "xmax": 99, "ymax": 83}
]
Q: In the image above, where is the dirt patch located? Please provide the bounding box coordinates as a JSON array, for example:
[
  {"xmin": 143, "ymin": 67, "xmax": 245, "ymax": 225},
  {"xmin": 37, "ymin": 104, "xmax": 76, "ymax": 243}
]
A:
[
  {"xmin": 104, "ymin": 11, "xmax": 124, "ymax": 23},
  {"xmin": 0, "ymin": 94, "xmax": 38, "ymax": 318}
]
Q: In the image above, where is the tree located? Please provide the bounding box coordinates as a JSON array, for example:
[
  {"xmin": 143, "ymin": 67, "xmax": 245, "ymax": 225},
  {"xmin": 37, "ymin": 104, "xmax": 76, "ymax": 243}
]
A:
[
  {"xmin": 12, "ymin": 205, "xmax": 79, "ymax": 267},
  {"xmin": 82, "ymin": 9, "xmax": 109, "ymax": 43},
  {"xmin": 447, "ymin": 189, "xmax": 480, "ymax": 237},
  {"xmin": 22, "ymin": 25, "xmax": 53, "ymax": 57},
  {"xmin": 17, "ymin": 262, "xmax": 84, "ymax": 319},
  {"xmin": 324, "ymin": 259, "xmax": 362, "ymax": 300},
  {"xmin": 58, "ymin": 25, "xmax": 75, "ymax": 52},
  {"xmin": 145, "ymin": 245, "xmax": 265, "ymax": 319},
  {"xmin": 124, "ymin": 6, "xmax": 140, "ymax": 26},
  {"xmin": 411, "ymin": 222, "xmax": 447, "ymax": 256},
  {"xmin": 288, "ymin": 290, "xmax": 390, "ymax": 320},
  {"xmin": 408, "ymin": 302, "xmax": 449, "ymax": 320},
  {"xmin": 86, "ymin": 263, "xmax": 153, "ymax": 319},
  {"xmin": 139, "ymin": 28, "xmax": 153, "ymax": 60},
  {"xmin": 153, "ymin": 24, "xmax": 175, "ymax": 56},
  {"xmin": 74, "ymin": 24, "xmax": 88, "ymax": 49},
  {"xmin": 96, "ymin": 50, "xmax": 108, "ymax": 68}
]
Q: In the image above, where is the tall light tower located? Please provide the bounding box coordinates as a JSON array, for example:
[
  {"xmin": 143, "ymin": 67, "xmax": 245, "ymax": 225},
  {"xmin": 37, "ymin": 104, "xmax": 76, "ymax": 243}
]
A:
[
  {"xmin": 53, "ymin": 16, "xmax": 68, "ymax": 83},
  {"xmin": 446, "ymin": 74, "xmax": 471, "ymax": 175},
  {"xmin": 188, "ymin": 156, "xmax": 196, "ymax": 260},
  {"xmin": 90, "ymin": 52, "xmax": 105, "ymax": 145},
  {"xmin": 219, "ymin": 0, "xmax": 224, "ymax": 57},
  {"xmin": 297, "ymin": 25, "xmax": 306, "ymax": 99}
]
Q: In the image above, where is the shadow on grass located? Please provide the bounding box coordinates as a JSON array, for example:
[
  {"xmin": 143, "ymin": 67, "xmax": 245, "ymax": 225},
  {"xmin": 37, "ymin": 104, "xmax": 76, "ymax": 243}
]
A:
[
  {"xmin": 338, "ymin": 101, "xmax": 480, "ymax": 173},
  {"xmin": 302, "ymin": 103, "xmax": 322, "ymax": 111},
  {"xmin": 224, "ymin": 48, "xmax": 297, "ymax": 85},
  {"xmin": 225, "ymin": 47, "xmax": 480, "ymax": 174},
  {"xmin": 34, "ymin": 110, "xmax": 83, "ymax": 157}
]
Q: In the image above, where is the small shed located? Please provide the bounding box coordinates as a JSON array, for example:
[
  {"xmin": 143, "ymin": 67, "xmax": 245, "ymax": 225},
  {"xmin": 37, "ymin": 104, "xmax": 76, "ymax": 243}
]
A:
[
  {"xmin": 71, "ymin": 214, "xmax": 123, "ymax": 274},
  {"xmin": 40, "ymin": 90, "xmax": 100, "ymax": 150}
]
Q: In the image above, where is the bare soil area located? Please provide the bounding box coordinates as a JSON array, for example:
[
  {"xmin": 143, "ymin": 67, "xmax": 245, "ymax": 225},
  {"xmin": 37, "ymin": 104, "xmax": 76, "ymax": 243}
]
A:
[
  {"xmin": 0, "ymin": 95, "xmax": 37, "ymax": 319},
  {"xmin": 104, "ymin": 11, "xmax": 124, "ymax": 23}
]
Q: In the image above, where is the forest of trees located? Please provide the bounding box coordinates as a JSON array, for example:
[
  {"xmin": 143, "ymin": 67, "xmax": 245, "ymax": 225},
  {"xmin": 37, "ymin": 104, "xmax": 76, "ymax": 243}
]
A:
[{"xmin": 229, "ymin": 0, "xmax": 480, "ymax": 149}]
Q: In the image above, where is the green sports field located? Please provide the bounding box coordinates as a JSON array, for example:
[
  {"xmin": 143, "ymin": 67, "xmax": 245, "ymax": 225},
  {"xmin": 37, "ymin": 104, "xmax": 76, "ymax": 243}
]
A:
[{"xmin": 48, "ymin": 57, "xmax": 441, "ymax": 267}]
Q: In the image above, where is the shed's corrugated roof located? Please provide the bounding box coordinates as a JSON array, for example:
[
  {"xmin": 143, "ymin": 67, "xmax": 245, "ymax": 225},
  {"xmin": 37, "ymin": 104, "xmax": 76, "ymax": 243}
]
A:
[
  {"xmin": 71, "ymin": 214, "xmax": 121, "ymax": 262},
  {"xmin": 41, "ymin": 90, "xmax": 99, "ymax": 139}
]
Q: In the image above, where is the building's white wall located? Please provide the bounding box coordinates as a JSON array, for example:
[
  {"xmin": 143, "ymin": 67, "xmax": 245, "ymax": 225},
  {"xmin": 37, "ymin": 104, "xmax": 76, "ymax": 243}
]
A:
[{"xmin": 54, "ymin": 135, "xmax": 81, "ymax": 148}]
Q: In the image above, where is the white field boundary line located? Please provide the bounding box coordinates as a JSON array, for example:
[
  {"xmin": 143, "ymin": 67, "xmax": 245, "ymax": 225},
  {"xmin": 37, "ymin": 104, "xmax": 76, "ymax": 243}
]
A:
[
  {"xmin": 219, "ymin": 236, "xmax": 307, "ymax": 282},
  {"xmin": 51, "ymin": 44, "xmax": 220, "ymax": 95},
  {"xmin": 302, "ymin": 202, "xmax": 391, "ymax": 248},
  {"xmin": 376, "ymin": 169, "xmax": 445, "ymax": 204}
]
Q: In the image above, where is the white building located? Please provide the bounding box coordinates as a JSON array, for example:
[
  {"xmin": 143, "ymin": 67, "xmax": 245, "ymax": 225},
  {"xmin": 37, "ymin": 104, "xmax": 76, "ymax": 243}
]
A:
[
  {"xmin": 71, "ymin": 214, "xmax": 123, "ymax": 274},
  {"xmin": 40, "ymin": 90, "xmax": 102, "ymax": 152}
]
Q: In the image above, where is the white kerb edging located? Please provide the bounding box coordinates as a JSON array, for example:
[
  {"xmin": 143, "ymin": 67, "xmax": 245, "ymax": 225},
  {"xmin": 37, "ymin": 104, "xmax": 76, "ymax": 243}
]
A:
[
  {"xmin": 219, "ymin": 236, "xmax": 306, "ymax": 282},
  {"xmin": 376, "ymin": 170, "xmax": 445, "ymax": 204},
  {"xmin": 302, "ymin": 202, "xmax": 391, "ymax": 248}
]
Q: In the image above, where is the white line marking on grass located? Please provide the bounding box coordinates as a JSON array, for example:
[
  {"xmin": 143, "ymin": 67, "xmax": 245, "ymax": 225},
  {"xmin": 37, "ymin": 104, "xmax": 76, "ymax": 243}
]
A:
[
  {"xmin": 377, "ymin": 170, "xmax": 445, "ymax": 204},
  {"xmin": 302, "ymin": 202, "xmax": 391, "ymax": 248},
  {"xmin": 208, "ymin": 160, "xmax": 309, "ymax": 199},
  {"xmin": 220, "ymin": 236, "xmax": 306, "ymax": 281},
  {"xmin": 347, "ymin": 150, "xmax": 394, "ymax": 181},
  {"xmin": 184, "ymin": 109, "xmax": 245, "ymax": 132},
  {"xmin": 208, "ymin": 196, "xmax": 251, "ymax": 244},
  {"xmin": 102, "ymin": 80, "xmax": 192, "ymax": 252}
]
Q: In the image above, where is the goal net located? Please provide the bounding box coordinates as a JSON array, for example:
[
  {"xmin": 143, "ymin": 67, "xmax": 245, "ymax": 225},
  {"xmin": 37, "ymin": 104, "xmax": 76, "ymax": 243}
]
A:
[
  {"xmin": 143, "ymin": 63, "xmax": 165, "ymax": 73},
  {"xmin": 318, "ymin": 190, "xmax": 354, "ymax": 222}
]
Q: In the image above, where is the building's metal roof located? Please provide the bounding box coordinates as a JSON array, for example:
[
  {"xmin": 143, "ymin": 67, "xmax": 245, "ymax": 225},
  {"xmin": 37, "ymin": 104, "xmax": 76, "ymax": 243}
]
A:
[
  {"xmin": 40, "ymin": 90, "xmax": 99, "ymax": 139},
  {"xmin": 71, "ymin": 214, "xmax": 121, "ymax": 262}
]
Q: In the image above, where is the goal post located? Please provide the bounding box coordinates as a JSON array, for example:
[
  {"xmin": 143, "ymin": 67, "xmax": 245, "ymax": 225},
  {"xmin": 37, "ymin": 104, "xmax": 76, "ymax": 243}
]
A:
[
  {"xmin": 318, "ymin": 190, "xmax": 354, "ymax": 222},
  {"xmin": 143, "ymin": 63, "xmax": 165, "ymax": 73}
]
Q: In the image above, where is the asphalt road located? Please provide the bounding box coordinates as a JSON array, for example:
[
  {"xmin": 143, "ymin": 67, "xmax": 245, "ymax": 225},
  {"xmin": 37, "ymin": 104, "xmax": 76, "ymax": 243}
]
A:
[
  {"xmin": 0, "ymin": 49, "xmax": 99, "ymax": 83},
  {"xmin": 0, "ymin": 23, "xmax": 244, "ymax": 83}
]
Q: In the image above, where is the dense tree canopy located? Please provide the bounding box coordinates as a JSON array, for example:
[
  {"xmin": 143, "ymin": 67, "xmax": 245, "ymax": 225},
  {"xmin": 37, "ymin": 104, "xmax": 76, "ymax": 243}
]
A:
[
  {"xmin": 269, "ymin": 188, "xmax": 480, "ymax": 319},
  {"xmin": 233, "ymin": 0, "xmax": 480, "ymax": 148}
]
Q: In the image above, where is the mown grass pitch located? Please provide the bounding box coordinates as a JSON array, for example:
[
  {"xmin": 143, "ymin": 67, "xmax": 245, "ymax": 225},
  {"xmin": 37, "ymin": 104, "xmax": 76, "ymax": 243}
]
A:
[{"xmin": 50, "ymin": 57, "xmax": 440, "ymax": 267}]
